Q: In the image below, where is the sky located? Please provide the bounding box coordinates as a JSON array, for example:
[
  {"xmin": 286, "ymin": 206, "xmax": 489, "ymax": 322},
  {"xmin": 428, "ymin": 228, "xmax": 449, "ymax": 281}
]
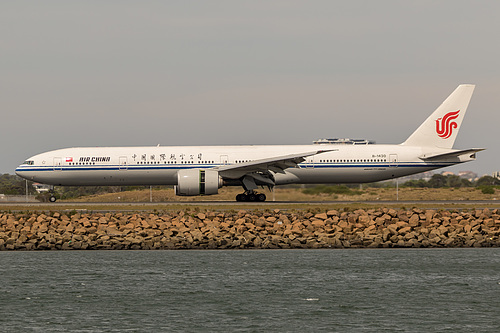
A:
[{"xmin": 1, "ymin": 1, "xmax": 499, "ymax": 176}]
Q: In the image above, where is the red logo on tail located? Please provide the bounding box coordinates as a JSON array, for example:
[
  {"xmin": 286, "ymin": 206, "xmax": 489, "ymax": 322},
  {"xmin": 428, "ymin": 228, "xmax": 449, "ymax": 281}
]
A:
[{"xmin": 436, "ymin": 110, "xmax": 460, "ymax": 139}]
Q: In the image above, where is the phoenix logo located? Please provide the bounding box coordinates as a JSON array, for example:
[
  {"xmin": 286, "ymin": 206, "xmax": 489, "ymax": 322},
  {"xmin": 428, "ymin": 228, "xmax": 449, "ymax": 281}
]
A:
[{"xmin": 435, "ymin": 110, "xmax": 460, "ymax": 139}]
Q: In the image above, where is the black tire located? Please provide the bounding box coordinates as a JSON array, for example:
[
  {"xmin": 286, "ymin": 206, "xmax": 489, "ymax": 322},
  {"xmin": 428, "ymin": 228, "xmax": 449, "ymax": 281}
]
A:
[
  {"xmin": 236, "ymin": 194, "xmax": 247, "ymax": 202},
  {"xmin": 49, "ymin": 196, "xmax": 57, "ymax": 203},
  {"xmin": 257, "ymin": 193, "xmax": 266, "ymax": 202},
  {"xmin": 247, "ymin": 194, "xmax": 256, "ymax": 202}
]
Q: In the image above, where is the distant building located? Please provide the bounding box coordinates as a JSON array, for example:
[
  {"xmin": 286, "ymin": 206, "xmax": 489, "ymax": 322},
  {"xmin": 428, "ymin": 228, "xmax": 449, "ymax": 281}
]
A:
[
  {"xmin": 32, "ymin": 183, "xmax": 51, "ymax": 193},
  {"xmin": 493, "ymin": 172, "xmax": 500, "ymax": 180},
  {"xmin": 458, "ymin": 171, "xmax": 478, "ymax": 181}
]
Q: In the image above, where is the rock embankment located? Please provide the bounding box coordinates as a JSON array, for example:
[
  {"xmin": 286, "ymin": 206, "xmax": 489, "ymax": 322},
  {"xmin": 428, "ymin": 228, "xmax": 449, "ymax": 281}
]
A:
[{"xmin": 1, "ymin": 208, "xmax": 499, "ymax": 250}]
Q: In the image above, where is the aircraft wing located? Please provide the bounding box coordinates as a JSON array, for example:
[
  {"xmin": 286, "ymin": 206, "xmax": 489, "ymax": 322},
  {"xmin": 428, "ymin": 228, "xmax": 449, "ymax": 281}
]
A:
[
  {"xmin": 214, "ymin": 149, "xmax": 336, "ymax": 179},
  {"xmin": 419, "ymin": 148, "xmax": 485, "ymax": 161}
]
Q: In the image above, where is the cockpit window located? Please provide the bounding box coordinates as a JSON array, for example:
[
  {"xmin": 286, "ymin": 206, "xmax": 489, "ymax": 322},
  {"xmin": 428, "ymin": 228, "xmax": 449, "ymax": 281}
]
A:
[{"xmin": 22, "ymin": 160, "xmax": 34, "ymax": 165}]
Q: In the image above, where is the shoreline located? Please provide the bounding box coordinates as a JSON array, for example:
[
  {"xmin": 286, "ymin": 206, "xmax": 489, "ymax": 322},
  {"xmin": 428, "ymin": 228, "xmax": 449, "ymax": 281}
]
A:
[{"xmin": 1, "ymin": 208, "xmax": 499, "ymax": 250}]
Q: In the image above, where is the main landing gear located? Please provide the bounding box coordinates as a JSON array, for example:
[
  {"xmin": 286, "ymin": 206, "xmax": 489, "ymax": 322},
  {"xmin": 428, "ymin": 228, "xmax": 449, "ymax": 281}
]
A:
[{"xmin": 235, "ymin": 191, "xmax": 267, "ymax": 202}]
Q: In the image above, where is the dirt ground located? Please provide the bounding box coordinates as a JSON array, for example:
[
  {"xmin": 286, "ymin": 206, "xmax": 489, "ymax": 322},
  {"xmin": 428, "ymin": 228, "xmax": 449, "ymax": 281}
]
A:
[{"xmin": 71, "ymin": 186, "xmax": 499, "ymax": 202}]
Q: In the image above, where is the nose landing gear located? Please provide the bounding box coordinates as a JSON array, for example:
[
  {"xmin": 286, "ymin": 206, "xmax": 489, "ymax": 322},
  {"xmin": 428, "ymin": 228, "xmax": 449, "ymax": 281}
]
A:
[
  {"xmin": 235, "ymin": 191, "xmax": 266, "ymax": 202},
  {"xmin": 46, "ymin": 186, "xmax": 58, "ymax": 202}
]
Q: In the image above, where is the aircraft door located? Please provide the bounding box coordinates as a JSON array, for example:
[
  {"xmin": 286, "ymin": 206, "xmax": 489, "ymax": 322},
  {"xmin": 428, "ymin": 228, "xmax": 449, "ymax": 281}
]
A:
[
  {"xmin": 53, "ymin": 157, "xmax": 62, "ymax": 171},
  {"xmin": 119, "ymin": 156, "xmax": 128, "ymax": 170},
  {"xmin": 304, "ymin": 156, "xmax": 315, "ymax": 168},
  {"xmin": 220, "ymin": 155, "xmax": 229, "ymax": 165},
  {"xmin": 389, "ymin": 154, "xmax": 398, "ymax": 168}
]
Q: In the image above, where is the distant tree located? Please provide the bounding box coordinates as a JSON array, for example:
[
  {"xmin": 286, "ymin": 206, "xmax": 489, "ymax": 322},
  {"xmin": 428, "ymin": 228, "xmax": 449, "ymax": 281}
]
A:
[
  {"xmin": 0, "ymin": 174, "xmax": 35, "ymax": 195},
  {"xmin": 475, "ymin": 176, "xmax": 500, "ymax": 186},
  {"xmin": 446, "ymin": 174, "xmax": 470, "ymax": 188},
  {"xmin": 427, "ymin": 174, "xmax": 447, "ymax": 188},
  {"xmin": 479, "ymin": 185, "xmax": 495, "ymax": 194},
  {"xmin": 402, "ymin": 179, "xmax": 428, "ymax": 188}
]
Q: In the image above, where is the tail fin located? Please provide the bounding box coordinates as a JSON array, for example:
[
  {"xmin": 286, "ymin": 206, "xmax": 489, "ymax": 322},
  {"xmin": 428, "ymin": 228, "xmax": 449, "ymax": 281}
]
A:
[{"xmin": 401, "ymin": 84, "xmax": 475, "ymax": 148}]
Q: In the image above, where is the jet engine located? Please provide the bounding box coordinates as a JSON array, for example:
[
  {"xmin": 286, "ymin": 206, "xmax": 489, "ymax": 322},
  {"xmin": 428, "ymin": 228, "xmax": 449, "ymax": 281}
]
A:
[{"xmin": 175, "ymin": 169, "xmax": 222, "ymax": 196}]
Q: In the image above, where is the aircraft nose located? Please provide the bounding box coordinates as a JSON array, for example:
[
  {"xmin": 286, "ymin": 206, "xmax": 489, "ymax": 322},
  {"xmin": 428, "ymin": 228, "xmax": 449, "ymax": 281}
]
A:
[
  {"xmin": 15, "ymin": 164, "xmax": 32, "ymax": 180},
  {"xmin": 15, "ymin": 166, "xmax": 26, "ymax": 178}
]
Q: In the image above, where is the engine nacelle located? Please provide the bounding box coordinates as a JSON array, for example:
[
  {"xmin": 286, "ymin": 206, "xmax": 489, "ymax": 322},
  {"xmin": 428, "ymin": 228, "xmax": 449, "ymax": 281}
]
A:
[{"xmin": 175, "ymin": 169, "xmax": 222, "ymax": 196}]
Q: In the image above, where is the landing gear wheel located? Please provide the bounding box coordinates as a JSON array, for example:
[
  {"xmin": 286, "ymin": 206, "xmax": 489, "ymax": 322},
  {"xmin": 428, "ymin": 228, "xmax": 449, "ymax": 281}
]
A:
[
  {"xmin": 235, "ymin": 191, "xmax": 267, "ymax": 202},
  {"xmin": 49, "ymin": 195, "xmax": 57, "ymax": 203},
  {"xmin": 236, "ymin": 193, "xmax": 247, "ymax": 202}
]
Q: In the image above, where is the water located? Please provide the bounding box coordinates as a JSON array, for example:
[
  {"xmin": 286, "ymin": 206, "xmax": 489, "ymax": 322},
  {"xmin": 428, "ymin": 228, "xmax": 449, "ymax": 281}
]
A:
[{"xmin": 1, "ymin": 249, "xmax": 499, "ymax": 332}]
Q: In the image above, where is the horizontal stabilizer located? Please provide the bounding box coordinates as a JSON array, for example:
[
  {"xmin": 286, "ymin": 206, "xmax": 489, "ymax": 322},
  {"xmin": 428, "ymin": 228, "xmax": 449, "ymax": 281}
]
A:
[{"xmin": 419, "ymin": 148, "xmax": 485, "ymax": 161}]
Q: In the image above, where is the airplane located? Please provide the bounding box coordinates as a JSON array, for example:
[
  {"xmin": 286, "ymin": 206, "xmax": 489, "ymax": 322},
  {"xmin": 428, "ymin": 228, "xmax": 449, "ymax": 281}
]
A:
[{"xmin": 16, "ymin": 84, "xmax": 484, "ymax": 202}]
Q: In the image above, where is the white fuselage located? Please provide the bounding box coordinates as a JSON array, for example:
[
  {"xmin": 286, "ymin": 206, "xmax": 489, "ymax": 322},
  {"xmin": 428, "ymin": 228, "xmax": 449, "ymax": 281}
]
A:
[{"xmin": 15, "ymin": 144, "xmax": 468, "ymax": 186}]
